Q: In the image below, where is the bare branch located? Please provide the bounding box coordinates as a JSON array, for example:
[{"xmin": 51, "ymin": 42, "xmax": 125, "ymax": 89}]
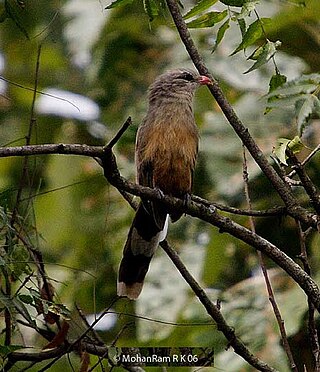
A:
[
  {"xmin": 287, "ymin": 144, "xmax": 320, "ymax": 179},
  {"xmin": 192, "ymin": 195, "xmax": 286, "ymax": 217},
  {"xmin": 0, "ymin": 143, "xmax": 104, "ymax": 158},
  {"xmin": 287, "ymin": 149, "xmax": 320, "ymax": 214},
  {"xmin": 242, "ymin": 146, "xmax": 297, "ymax": 371},
  {"xmin": 296, "ymin": 221, "xmax": 320, "ymax": 369},
  {"xmin": 101, "ymin": 149, "xmax": 320, "ymax": 312},
  {"xmin": 160, "ymin": 240, "xmax": 277, "ymax": 372},
  {"xmin": 165, "ymin": 0, "xmax": 319, "ymax": 229},
  {"xmin": 0, "ymin": 142, "xmax": 319, "ymax": 309},
  {"xmin": 105, "ymin": 116, "xmax": 132, "ymax": 149},
  {"xmin": 2, "ymin": 141, "xmax": 319, "ymax": 310}
]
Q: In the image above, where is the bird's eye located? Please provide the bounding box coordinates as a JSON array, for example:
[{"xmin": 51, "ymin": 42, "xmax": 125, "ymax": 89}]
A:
[{"xmin": 180, "ymin": 72, "xmax": 194, "ymax": 82}]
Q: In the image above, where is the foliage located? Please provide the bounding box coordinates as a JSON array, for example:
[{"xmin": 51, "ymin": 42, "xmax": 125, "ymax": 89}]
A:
[{"xmin": 0, "ymin": 0, "xmax": 319, "ymax": 371}]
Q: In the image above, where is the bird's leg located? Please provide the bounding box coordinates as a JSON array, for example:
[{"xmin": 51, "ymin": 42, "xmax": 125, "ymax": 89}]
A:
[
  {"xmin": 154, "ymin": 186, "xmax": 165, "ymax": 200},
  {"xmin": 183, "ymin": 193, "xmax": 191, "ymax": 215}
]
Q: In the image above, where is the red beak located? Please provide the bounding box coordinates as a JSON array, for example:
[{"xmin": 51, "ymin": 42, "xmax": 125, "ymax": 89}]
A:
[{"xmin": 198, "ymin": 75, "xmax": 212, "ymax": 85}]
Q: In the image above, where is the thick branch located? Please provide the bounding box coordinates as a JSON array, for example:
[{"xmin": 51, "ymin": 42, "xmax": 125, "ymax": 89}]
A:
[
  {"xmin": 165, "ymin": 0, "xmax": 319, "ymax": 228},
  {"xmin": 0, "ymin": 143, "xmax": 104, "ymax": 158},
  {"xmin": 160, "ymin": 240, "xmax": 277, "ymax": 372},
  {"xmin": 0, "ymin": 143, "xmax": 286, "ymax": 218},
  {"xmin": 1, "ymin": 143, "xmax": 315, "ymax": 225},
  {"xmin": 101, "ymin": 148, "xmax": 320, "ymax": 312},
  {"xmin": 0, "ymin": 143, "xmax": 319, "ymax": 309}
]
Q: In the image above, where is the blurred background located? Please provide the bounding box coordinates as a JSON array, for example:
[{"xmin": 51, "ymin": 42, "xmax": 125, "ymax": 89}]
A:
[{"xmin": 0, "ymin": 0, "xmax": 319, "ymax": 370}]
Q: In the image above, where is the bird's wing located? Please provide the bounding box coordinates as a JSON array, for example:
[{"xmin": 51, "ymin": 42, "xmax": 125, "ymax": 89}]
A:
[{"xmin": 138, "ymin": 160, "xmax": 167, "ymax": 231}]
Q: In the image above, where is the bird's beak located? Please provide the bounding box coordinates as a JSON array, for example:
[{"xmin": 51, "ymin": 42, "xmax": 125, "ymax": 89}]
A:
[{"xmin": 198, "ymin": 75, "xmax": 212, "ymax": 85}]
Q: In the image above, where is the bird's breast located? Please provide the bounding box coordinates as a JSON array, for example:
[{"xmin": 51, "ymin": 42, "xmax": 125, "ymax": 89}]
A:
[{"xmin": 137, "ymin": 111, "xmax": 199, "ymax": 196}]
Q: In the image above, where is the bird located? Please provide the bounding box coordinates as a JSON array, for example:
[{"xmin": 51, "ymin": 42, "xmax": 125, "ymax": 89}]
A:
[{"xmin": 117, "ymin": 68, "xmax": 212, "ymax": 300}]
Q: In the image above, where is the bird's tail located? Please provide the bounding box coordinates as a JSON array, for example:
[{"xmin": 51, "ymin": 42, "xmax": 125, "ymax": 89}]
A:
[{"xmin": 117, "ymin": 202, "xmax": 168, "ymax": 300}]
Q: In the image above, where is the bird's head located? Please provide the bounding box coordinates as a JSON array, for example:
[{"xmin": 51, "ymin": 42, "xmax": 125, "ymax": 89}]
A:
[{"xmin": 148, "ymin": 68, "xmax": 212, "ymax": 103}]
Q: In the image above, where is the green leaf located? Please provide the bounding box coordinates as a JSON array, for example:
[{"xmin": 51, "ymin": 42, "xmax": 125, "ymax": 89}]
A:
[
  {"xmin": 268, "ymin": 73, "xmax": 287, "ymax": 93},
  {"xmin": 273, "ymin": 138, "xmax": 291, "ymax": 165},
  {"xmin": 186, "ymin": 10, "xmax": 228, "ymax": 28},
  {"xmin": 266, "ymin": 94, "xmax": 307, "ymax": 108},
  {"xmin": 231, "ymin": 18, "xmax": 271, "ymax": 55},
  {"xmin": 4, "ymin": 0, "xmax": 29, "ymax": 38},
  {"xmin": 238, "ymin": 0, "xmax": 260, "ymax": 18},
  {"xmin": 213, "ymin": 19, "xmax": 230, "ymax": 51},
  {"xmin": 314, "ymin": 95, "xmax": 320, "ymax": 116},
  {"xmin": 265, "ymin": 73, "xmax": 287, "ymax": 114},
  {"xmin": 18, "ymin": 294, "xmax": 34, "ymax": 305},
  {"xmin": 105, "ymin": 0, "xmax": 134, "ymax": 9},
  {"xmin": 220, "ymin": 0, "xmax": 245, "ymax": 6},
  {"xmin": 273, "ymin": 137, "xmax": 304, "ymax": 165},
  {"xmin": 244, "ymin": 40, "xmax": 280, "ymax": 74},
  {"xmin": 0, "ymin": 345, "xmax": 24, "ymax": 357},
  {"xmin": 266, "ymin": 84, "xmax": 318, "ymax": 99},
  {"xmin": 143, "ymin": 0, "xmax": 159, "ymax": 21},
  {"xmin": 296, "ymin": 94, "xmax": 320, "ymax": 135},
  {"xmin": 287, "ymin": 135, "xmax": 304, "ymax": 154},
  {"xmin": 266, "ymin": 74, "xmax": 320, "ymax": 103},
  {"xmin": 10, "ymin": 245, "xmax": 31, "ymax": 279},
  {"xmin": 183, "ymin": 0, "xmax": 218, "ymax": 20},
  {"xmin": 237, "ymin": 17, "xmax": 246, "ymax": 37},
  {"xmin": 48, "ymin": 303, "xmax": 71, "ymax": 319}
]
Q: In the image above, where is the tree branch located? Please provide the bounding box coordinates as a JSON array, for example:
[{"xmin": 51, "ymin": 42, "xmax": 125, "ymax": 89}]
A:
[
  {"xmin": 192, "ymin": 195, "xmax": 286, "ymax": 217},
  {"xmin": 287, "ymin": 149, "xmax": 320, "ymax": 214},
  {"xmin": 0, "ymin": 142, "xmax": 286, "ymax": 218},
  {"xmin": 160, "ymin": 240, "xmax": 277, "ymax": 372},
  {"xmin": 101, "ymin": 148, "xmax": 320, "ymax": 312},
  {"xmin": 0, "ymin": 143, "xmax": 104, "ymax": 158},
  {"xmin": 296, "ymin": 221, "xmax": 320, "ymax": 369},
  {"xmin": 165, "ymin": 0, "xmax": 319, "ymax": 228},
  {"xmin": 0, "ymin": 143, "xmax": 319, "ymax": 311},
  {"xmin": 242, "ymin": 146, "xmax": 297, "ymax": 371}
]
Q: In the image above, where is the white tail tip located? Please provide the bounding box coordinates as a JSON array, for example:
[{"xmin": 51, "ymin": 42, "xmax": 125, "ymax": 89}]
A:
[{"xmin": 117, "ymin": 281, "xmax": 143, "ymax": 300}]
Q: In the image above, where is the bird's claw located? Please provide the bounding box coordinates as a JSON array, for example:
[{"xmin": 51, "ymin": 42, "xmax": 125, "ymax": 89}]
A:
[
  {"xmin": 154, "ymin": 187, "xmax": 165, "ymax": 200},
  {"xmin": 183, "ymin": 193, "xmax": 191, "ymax": 207}
]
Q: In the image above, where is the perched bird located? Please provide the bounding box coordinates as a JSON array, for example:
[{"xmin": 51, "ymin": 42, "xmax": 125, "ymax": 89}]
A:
[{"xmin": 117, "ymin": 68, "xmax": 212, "ymax": 299}]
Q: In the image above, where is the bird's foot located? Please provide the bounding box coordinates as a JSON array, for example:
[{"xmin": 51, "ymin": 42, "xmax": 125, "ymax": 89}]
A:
[
  {"xmin": 183, "ymin": 193, "xmax": 191, "ymax": 208},
  {"xmin": 154, "ymin": 187, "xmax": 165, "ymax": 200}
]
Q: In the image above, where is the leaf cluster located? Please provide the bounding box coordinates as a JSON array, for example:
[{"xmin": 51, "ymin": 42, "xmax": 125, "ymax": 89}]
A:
[{"xmin": 266, "ymin": 74, "xmax": 320, "ymax": 136}]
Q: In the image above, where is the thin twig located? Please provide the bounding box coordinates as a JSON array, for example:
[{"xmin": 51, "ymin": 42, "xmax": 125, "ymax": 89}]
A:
[
  {"xmin": 287, "ymin": 144, "xmax": 320, "ymax": 179},
  {"xmin": 75, "ymin": 304, "xmax": 105, "ymax": 346},
  {"xmin": 105, "ymin": 117, "xmax": 132, "ymax": 149},
  {"xmin": 0, "ymin": 142, "xmax": 286, "ymax": 218},
  {"xmin": 0, "ymin": 75, "xmax": 80, "ymax": 111},
  {"xmin": 160, "ymin": 240, "xmax": 277, "ymax": 372},
  {"xmin": 242, "ymin": 145, "xmax": 297, "ymax": 371},
  {"xmin": 11, "ymin": 45, "xmax": 42, "ymax": 223},
  {"xmin": 286, "ymin": 149, "xmax": 320, "ymax": 214},
  {"xmin": 296, "ymin": 221, "xmax": 320, "ymax": 371},
  {"xmin": 36, "ymin": 298, "xmax": 119, "ymax": 372},
  {"xmin": 192, "ymin": 195, "xmax": 286, "ymax": 217},
  {"xmin": 3, "ymin": 43, "xmax": 43, "ymax": 351}
]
